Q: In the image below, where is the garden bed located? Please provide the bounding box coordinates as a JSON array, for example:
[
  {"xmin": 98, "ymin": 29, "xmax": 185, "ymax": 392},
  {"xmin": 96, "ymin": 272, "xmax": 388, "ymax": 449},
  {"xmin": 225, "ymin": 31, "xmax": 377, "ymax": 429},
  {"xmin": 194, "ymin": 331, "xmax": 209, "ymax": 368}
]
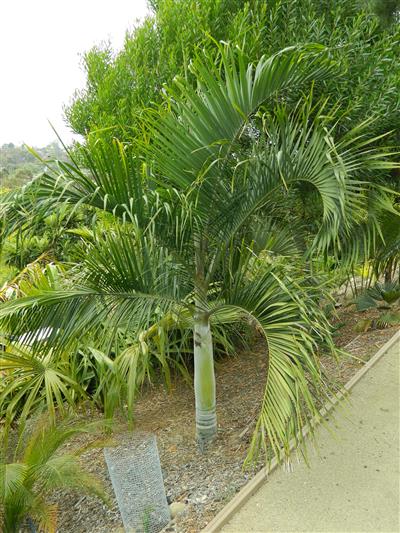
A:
[{"xmin": 51, "ymin": 310, "xmax": 399, "ymax": 533}]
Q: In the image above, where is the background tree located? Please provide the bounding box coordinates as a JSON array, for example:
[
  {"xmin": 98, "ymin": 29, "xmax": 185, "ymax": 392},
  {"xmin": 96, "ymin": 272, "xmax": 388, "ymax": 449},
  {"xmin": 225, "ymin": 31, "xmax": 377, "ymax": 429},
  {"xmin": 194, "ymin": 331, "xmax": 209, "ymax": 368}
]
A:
[
  {"xmin": 65, "ymin": 0, "xmax": 400, "ymax": 150},
  {"xmin": 0, "ymin": 142, "xmax": 65, "ymax": 190}
]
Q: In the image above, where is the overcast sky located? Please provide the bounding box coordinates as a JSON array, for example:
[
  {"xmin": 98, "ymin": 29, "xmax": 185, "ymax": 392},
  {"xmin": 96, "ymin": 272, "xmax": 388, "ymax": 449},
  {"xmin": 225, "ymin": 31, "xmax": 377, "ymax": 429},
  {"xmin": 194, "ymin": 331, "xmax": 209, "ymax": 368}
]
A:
[{"xmin": 0, "ymin": 0, "xmax": 149, "ymax": 147}]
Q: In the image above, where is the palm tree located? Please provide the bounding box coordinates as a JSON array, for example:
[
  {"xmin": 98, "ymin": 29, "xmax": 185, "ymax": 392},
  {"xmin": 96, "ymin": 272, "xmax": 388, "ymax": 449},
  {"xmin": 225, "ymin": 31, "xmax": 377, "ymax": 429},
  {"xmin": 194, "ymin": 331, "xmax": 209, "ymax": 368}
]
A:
[
  {"xmin": 0, "ymin": 418, "xmax": 106, "ymax": 533},
  {"xmin": 0, "ymin": 45, "xmax": 396, "ymax": 459}
]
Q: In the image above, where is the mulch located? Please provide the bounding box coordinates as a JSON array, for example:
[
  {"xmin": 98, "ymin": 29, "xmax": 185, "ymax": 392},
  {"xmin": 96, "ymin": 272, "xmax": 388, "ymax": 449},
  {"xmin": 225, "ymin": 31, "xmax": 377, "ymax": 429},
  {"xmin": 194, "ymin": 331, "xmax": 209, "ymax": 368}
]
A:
[{"xmin": 50, "ymin": 309, "xmax": 399, "ymax": 533}]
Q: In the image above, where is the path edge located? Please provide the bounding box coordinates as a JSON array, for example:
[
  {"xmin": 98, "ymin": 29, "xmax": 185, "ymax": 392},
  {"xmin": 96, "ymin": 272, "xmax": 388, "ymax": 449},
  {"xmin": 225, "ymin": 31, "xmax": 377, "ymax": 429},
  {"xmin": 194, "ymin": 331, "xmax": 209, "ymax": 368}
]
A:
[{"xmin": 202, "ymin": 329, "xmax": 400, "ymax": 532}]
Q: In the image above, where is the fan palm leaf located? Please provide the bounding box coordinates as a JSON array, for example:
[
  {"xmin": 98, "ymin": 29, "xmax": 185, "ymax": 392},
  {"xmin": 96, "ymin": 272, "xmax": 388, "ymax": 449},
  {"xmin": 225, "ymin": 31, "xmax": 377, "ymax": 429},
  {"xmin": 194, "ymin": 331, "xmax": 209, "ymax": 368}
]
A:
[{"xmin": 0, "ymin": 344, "xmax": 83, "ymax": 424}]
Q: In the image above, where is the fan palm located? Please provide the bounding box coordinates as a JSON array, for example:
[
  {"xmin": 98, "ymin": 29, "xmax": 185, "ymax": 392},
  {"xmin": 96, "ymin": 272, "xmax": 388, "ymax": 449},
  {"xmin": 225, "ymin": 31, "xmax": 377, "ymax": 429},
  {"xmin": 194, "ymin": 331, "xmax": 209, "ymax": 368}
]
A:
[
  {"xmin": 0, "ymin": 44, "xmax": 397, "ymax": 459},
  {"xmin": 0, "ymin": 418, "xmax": 106, "ymax": 533},
  {"xmin": 373, "ymin": 206, "xmax": 400, "ymax": 283}
]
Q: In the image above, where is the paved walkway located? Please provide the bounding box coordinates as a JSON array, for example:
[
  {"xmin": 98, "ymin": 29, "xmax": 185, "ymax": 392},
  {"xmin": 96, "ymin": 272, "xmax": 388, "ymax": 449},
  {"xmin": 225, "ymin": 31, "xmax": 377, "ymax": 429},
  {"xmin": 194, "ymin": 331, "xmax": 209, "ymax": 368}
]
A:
[{"xmin": 222, "ymin": 341, "xmax": 400, "ymax": 533}]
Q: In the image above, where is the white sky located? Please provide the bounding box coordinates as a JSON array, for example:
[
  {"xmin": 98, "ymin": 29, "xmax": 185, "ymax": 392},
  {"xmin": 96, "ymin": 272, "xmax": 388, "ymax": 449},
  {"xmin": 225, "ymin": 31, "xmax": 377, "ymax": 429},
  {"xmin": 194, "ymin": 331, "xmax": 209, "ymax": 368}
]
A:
[{"xmin": 0, "ymin": 0, "xmax": 149, "ymax": 147}]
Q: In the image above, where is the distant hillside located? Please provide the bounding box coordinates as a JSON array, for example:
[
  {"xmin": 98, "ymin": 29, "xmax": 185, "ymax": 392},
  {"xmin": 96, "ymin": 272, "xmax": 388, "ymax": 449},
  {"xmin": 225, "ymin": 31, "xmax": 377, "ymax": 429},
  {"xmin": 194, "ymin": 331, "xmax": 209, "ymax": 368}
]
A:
[{"xmin": 0, "ymin": 141, "xmax": 66, "ymax": 189}]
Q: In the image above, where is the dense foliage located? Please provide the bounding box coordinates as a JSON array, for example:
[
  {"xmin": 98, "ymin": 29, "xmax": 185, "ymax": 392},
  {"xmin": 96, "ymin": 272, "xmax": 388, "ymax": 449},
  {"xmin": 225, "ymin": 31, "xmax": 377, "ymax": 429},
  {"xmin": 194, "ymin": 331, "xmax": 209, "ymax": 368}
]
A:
[
  {"xmin": 66, "ymin": 0, "xmax": 400, "ymax": 149},
  {"xmin": 1, "ymin": 41, "xmax": 398, "ymax": 461},
  {"xmin": 0, "ymin": 0, "xmax": 399, "ymax": 472}
]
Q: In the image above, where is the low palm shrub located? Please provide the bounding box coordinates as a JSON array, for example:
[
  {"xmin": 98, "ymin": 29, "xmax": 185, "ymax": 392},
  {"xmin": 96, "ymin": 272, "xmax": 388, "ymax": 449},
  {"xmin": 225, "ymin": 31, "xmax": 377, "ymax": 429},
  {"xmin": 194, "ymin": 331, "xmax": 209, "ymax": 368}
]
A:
[
  {"xmin": 0, "ymin": 418, "xmax": 107, "ymax": 533},
  {"xmin": 354, "ymin": 281, "xmax": 400, "ymax": 331}
]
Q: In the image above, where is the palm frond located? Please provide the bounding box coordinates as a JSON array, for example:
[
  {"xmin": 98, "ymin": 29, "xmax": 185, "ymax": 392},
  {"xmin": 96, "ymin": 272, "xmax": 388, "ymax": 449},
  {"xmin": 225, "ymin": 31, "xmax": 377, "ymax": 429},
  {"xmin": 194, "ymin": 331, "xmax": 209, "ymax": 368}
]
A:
[
  {"xmin": 0, "ymin": 227, "xmax": 193, "ymax": 350},
  {"xmin": 0, "ymin": 464, "xmax": 27, "ymax": 501},
  {"xmin": 150, "ymin": 44, "xmax": 332, "ymax": 194},
  {"xmin": 0, "ymin": 418, "xmax": 107, "ymax": 532},
  {"xmin": 0, "ymin": 139, "xmax": 150, "ymax": 240},
  {"xmin": 209, "ymin": 256, "xmax": 336, "ymax": 464}
]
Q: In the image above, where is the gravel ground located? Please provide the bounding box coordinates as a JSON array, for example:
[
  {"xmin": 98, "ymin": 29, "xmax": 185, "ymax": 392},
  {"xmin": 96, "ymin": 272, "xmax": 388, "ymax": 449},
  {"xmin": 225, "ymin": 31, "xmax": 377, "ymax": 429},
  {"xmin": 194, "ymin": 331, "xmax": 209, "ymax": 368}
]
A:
[{"xmin": 50, "ymin": 312, "xmax": 399, "ymax": 533}]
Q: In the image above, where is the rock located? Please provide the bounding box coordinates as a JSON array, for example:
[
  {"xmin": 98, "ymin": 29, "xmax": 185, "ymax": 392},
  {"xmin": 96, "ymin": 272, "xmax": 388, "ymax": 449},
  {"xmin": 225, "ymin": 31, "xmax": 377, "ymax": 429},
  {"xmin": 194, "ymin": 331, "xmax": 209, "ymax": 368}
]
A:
[{"xmin": 169, "ymin": 502, "xmax": 187, "ymax": 518}]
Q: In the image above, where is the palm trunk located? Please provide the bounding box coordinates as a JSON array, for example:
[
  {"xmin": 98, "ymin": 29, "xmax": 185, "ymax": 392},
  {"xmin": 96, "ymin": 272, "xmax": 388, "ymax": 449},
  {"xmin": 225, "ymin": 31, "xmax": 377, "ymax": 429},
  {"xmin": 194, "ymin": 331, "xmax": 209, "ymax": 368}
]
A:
[{"xmin": 193, "ymin": 311, "xmax": 217, "ymax": 448}]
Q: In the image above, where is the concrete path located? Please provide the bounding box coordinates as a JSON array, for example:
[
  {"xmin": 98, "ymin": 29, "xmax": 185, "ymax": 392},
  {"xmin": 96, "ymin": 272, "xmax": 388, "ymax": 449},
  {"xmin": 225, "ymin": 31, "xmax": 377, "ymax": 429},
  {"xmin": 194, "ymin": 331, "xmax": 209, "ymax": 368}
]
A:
[{"xmin": 222, "ymin": 341, "xmax": 400, "ymax": 533}]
